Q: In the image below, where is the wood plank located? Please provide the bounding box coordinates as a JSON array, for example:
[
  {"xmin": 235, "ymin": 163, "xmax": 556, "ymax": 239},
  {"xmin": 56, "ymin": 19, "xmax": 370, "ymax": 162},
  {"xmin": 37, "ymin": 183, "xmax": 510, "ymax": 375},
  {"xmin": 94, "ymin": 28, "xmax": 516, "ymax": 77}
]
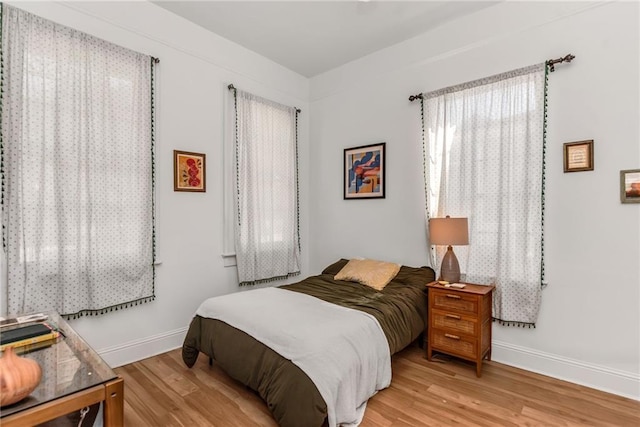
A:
[
  {"xmin": 122, "ymin": 400, "xmax": 149, "ymax": 427},
  {"xmin": 120, "ymin": 363, "xmax": 175, "ymax": 424},
  {"xmin": 114, "ymin": 345, "xmax": 640, "ymax": 426},
  {"xmin": 142, "ymin": 353, "xmax": 199, "ymax": 397}
]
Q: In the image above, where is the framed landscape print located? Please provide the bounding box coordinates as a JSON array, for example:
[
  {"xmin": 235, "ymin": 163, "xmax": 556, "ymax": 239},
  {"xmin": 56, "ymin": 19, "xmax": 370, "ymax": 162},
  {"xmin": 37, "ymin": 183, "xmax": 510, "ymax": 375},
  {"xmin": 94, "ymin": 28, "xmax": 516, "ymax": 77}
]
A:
[
  {"xmin": 174, "ymin": 150, "xmax": 206, "ymax": 192},
  {"xmin": 344, "ymin": 142, "xmax": 385, "ymax": 199},
  {"xmin": 620, "ymin": 169, "xmax": 640, "ymax": 204}
]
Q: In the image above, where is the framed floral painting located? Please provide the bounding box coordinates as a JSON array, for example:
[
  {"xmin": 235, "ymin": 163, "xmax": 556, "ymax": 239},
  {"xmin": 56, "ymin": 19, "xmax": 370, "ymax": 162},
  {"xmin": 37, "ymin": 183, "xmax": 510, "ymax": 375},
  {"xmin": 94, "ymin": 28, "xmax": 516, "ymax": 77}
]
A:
[{"xmin": 174, "ymin": 150, "xmax": 206, "ymax": 192}]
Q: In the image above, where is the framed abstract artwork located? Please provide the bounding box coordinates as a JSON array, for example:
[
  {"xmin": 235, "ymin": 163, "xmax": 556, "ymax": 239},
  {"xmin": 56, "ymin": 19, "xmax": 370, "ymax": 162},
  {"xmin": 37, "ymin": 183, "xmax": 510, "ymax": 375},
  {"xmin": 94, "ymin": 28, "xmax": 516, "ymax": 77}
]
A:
[
  {"xmin": 174, "ymin": 150, "xmax": 206, "ymax": 192},
  {"xmin": 620, "ymin": 169, "xmax": 640, "ymax": 204},
  {"xmin": 344, "ymin": 142, "xmax": 385, "ymax": 199}
]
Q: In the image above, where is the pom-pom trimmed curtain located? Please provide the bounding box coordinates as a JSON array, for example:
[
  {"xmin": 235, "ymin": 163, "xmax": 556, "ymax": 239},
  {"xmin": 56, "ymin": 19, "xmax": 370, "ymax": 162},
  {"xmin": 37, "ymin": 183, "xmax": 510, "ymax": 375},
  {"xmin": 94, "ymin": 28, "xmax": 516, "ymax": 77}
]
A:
[
  {"xmin": 230, "ymin": 89, "xmax": 300, "ymax": 286},
  {"xmin": 1, "ymin": 5, "xmax": 156, "ymax": 318},
  {"xmin": 421, "ymin": 63, "xmax": 548, "ymax": 326}
]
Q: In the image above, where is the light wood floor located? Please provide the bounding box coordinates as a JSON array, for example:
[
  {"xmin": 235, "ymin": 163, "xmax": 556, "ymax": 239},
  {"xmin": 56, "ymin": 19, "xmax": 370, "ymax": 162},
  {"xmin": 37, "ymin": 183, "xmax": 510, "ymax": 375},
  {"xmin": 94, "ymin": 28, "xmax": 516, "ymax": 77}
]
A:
[{"xmin": 114, "ymin": 345, "xmax": 640, "ymax": 426}]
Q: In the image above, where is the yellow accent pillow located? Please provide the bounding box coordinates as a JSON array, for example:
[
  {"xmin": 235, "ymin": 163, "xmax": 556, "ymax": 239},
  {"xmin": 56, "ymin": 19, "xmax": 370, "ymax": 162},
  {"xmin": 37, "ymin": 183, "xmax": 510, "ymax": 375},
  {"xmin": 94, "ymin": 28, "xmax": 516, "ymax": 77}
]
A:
[{"xmin": 334, "ymin": 259, "xmax": 401, "ymax": 291}]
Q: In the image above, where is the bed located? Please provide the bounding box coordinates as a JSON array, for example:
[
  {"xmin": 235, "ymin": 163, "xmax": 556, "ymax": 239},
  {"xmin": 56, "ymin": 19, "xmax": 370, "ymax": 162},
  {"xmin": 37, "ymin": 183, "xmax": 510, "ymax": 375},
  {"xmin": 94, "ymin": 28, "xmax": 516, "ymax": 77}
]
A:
[{"xmin": 182, "ymin": 259, "xmax": 435, "ymax": 427}]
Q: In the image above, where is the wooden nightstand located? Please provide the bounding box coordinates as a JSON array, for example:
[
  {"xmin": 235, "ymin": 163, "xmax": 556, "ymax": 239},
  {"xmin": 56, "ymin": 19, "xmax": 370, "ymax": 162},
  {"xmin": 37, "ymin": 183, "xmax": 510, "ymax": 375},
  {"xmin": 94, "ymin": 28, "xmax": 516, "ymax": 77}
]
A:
[{"xmin": 426, "ymin": 281, "xmax": 495, "ymax": 377}]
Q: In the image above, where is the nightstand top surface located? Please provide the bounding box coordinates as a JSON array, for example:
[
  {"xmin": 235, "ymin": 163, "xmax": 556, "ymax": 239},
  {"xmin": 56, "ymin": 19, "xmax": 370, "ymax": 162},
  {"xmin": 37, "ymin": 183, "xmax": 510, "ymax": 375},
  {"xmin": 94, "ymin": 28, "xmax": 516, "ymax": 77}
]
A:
[{"xmin": 426, "ymin": 281, "xmax": 495, "ymax": 295}]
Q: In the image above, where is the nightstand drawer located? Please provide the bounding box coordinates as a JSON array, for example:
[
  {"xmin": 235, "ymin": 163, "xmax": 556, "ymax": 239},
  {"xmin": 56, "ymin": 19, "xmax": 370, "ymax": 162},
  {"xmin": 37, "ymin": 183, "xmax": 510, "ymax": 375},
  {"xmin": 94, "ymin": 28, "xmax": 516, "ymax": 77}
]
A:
[
  {"xmin": 431, "ymin": 329, "xmax": 477, "ymax": 359},
  {"xmin": 431, "ymin": 289, "xmax": 478, "ymax": 314},
  {"xmin": 432, "ymin": 309, "xmax": 477, "ymax": 336}
]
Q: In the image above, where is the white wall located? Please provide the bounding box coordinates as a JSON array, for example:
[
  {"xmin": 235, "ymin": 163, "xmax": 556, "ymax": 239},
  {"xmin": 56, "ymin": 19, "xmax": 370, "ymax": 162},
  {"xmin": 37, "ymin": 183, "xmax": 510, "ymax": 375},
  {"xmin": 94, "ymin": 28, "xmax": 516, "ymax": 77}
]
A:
[
  {"xmin": 5, "ymin": 0, "xmax": 639, "ymax": 401},
  {"xmin": 8, "ymin": 1, "xmax": 310, "ymax": 367},
  {"xmin": 309, "ymin": 1, "xmax": 640, "ymax": 399}
]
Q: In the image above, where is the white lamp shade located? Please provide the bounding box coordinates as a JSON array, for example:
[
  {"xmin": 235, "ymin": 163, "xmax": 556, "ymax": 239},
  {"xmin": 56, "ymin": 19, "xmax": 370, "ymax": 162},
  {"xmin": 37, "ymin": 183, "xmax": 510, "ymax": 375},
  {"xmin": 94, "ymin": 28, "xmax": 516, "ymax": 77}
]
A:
[{"xmin": 429, "ymin": 217, "xmax": 469, "ymax": 246}]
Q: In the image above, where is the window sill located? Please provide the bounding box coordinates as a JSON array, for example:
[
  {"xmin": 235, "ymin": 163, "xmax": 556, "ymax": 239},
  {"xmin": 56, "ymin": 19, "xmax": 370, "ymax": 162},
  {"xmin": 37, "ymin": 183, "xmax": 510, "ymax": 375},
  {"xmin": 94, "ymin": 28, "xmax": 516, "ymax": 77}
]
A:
[{"xmin": 222, "ymin": 253, "xmax": 237, "ymax": 267}]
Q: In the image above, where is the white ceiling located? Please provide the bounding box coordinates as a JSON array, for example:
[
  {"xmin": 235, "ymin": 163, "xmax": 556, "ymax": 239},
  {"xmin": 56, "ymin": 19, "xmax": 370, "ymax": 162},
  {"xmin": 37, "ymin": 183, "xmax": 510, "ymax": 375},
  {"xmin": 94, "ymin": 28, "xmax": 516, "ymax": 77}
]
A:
[{"xmin": 154, "ymin": 1, "xmax": 500, "ymax": 77}]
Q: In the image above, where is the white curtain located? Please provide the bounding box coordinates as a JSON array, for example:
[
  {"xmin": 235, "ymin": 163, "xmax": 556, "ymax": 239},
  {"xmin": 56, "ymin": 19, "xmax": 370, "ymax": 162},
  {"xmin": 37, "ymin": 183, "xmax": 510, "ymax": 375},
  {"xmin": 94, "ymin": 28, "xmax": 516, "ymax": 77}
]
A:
[
  {"xmin": 1, "ymin": 5, "xmax": 155, "ymax": 317},
  {"xmin": 232, "ymin": 89, "xmax": 300, "ymax": 285},
  {"xmin": 423, "ymin": 64, "xmax": 547, "ymax": 325}
]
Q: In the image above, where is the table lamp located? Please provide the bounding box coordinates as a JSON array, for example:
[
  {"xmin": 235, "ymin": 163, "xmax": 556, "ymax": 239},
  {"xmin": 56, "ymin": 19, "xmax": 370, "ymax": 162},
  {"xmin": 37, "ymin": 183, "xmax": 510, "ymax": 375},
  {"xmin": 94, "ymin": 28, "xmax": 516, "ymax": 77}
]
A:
[{"xmin": 429, "ymin": 216, "xmax": 469, "ymax": 282}]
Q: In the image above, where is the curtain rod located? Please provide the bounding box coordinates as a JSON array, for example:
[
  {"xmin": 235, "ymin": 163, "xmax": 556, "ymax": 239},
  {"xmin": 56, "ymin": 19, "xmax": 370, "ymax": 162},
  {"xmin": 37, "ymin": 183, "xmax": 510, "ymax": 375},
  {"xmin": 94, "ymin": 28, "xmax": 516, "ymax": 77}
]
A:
[
  {"xmin": 545, "ymin": 53, "xmax": 575, "ymax": 72},
  {"xmin": 408, "ymin": 53, "xmax": 575, "ymax": 102},
  {"xmin": 228, "ymin": 84, "xmax": 301, "ymax": 113},
  {"xmin": 152, "ymin": 57, "xmax": 160, "ymax": 64}
]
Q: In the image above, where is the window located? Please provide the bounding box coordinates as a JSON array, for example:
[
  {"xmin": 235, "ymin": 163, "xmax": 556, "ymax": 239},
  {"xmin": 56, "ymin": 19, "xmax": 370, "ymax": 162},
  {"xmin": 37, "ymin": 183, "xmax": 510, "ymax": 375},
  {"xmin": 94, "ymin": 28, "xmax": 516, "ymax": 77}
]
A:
[
  {"xmin": 1, "ymin": 5, "xmax": 155, "ymax": 317},
  {"xmin": 227, "ymin": 87, "xmax": 300, "ymax": 285},
  {"xmin": 422, "ymin": 64, "xmax": 547, "ymax": 326}
]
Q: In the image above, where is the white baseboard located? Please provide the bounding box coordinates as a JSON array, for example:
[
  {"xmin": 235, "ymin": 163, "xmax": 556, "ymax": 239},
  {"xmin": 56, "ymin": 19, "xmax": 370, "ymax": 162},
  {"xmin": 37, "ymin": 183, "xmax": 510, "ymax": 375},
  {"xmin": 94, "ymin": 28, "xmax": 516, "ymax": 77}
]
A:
[
  {"xmin": 97, "ymin": 326, "xmax": 188, "ymax": 368},
  {"xmin": 492, "ymin": 340, "xmax": 640, "ymax": 401},
  {"xmin": 96, "ymin": 331, "xmax": 639, "ymax": 401}
]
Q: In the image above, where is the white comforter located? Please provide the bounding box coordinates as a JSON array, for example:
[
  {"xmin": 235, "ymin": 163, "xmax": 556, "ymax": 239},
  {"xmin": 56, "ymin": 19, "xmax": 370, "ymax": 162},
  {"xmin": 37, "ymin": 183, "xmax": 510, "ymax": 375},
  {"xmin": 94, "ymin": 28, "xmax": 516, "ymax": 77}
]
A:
[{"xmin": 196, "ymin": 287, "xmax": 391, "ymax": 427}]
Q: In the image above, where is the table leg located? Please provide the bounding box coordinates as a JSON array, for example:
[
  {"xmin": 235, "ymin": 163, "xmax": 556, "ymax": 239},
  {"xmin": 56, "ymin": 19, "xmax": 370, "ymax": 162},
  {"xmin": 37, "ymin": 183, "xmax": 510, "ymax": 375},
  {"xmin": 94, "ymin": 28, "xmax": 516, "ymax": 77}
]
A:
[{"xmin": 104, "ymin": 377, "xmax": 124, "ymax": 426}]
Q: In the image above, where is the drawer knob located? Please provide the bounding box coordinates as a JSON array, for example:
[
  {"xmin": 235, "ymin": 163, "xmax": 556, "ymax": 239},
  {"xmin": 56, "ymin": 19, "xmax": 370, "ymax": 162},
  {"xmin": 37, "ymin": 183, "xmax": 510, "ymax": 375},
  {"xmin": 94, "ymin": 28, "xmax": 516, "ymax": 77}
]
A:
[
  {"xmin": 444, "ymin": 333, "xmax": 461, "ymax": 340},
  {"xmin": 445, "ymin": 294, "xmax": 461, "ymax": 299},
  {"xmin": 445, "ymin": 314, "xmax": 461, "ymax": 320}
]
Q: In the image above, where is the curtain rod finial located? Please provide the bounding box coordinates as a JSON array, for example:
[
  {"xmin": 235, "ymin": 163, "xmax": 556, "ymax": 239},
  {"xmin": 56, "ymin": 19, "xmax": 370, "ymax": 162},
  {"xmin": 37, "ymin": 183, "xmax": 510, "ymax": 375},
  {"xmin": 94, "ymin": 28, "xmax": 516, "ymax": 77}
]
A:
[{"xmin": 546, "ymin": 53, "xmax": 575, "ymax": 72}]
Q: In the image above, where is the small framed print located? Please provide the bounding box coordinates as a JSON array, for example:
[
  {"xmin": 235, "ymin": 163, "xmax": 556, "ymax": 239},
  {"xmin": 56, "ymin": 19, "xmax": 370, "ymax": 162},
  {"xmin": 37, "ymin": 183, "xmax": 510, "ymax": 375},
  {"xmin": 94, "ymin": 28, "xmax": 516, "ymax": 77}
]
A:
[
  {"xmin": 344, "ymin": 142, "xmax": 385, "ymax": 199},
  {"xmin": 174, "ymin": 150, "xmax": 206, "ymax": 192},
  {"xmin": 620, "ymin": 169, "xmax": 640, "ymax": 204},
  {"xmin": 563, "ymin": 140, "xmax": 594, "ymax": 172}
]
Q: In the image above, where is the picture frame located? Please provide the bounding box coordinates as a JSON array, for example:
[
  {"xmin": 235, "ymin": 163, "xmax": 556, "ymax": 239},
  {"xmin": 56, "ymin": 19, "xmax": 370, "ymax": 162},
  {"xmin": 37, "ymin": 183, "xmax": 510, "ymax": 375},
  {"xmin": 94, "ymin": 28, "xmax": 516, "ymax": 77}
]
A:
[
  {"xmin": 620, "ymin": 169, "xmax": 640, "ymax": 204},
  {"xmin": 344, "ymin": 142, "xmax": 385, "ymax": 199},
  {"xmin": 174, "ymin": 150, "xmax": 206, "ymax": 192},
  {"xmin": 563, "ymin": 140, "xmax": 594, "ymax": 172}
]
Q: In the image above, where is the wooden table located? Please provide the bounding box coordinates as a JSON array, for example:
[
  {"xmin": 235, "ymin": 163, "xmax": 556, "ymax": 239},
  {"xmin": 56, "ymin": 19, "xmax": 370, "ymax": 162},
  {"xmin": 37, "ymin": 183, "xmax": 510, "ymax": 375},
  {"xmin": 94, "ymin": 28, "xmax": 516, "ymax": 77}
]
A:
[{"xmin": 0, "ymin": 312, "xmax": 124, "ymax": 426}]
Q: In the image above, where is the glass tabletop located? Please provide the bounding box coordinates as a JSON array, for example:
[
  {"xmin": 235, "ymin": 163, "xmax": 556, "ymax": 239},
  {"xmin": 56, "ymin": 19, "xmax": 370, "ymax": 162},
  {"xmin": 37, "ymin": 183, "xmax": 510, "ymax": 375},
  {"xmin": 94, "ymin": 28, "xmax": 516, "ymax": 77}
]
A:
[{"xmin": 0, "ymin": 311, "xmax": 118, "ymax": 417}]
